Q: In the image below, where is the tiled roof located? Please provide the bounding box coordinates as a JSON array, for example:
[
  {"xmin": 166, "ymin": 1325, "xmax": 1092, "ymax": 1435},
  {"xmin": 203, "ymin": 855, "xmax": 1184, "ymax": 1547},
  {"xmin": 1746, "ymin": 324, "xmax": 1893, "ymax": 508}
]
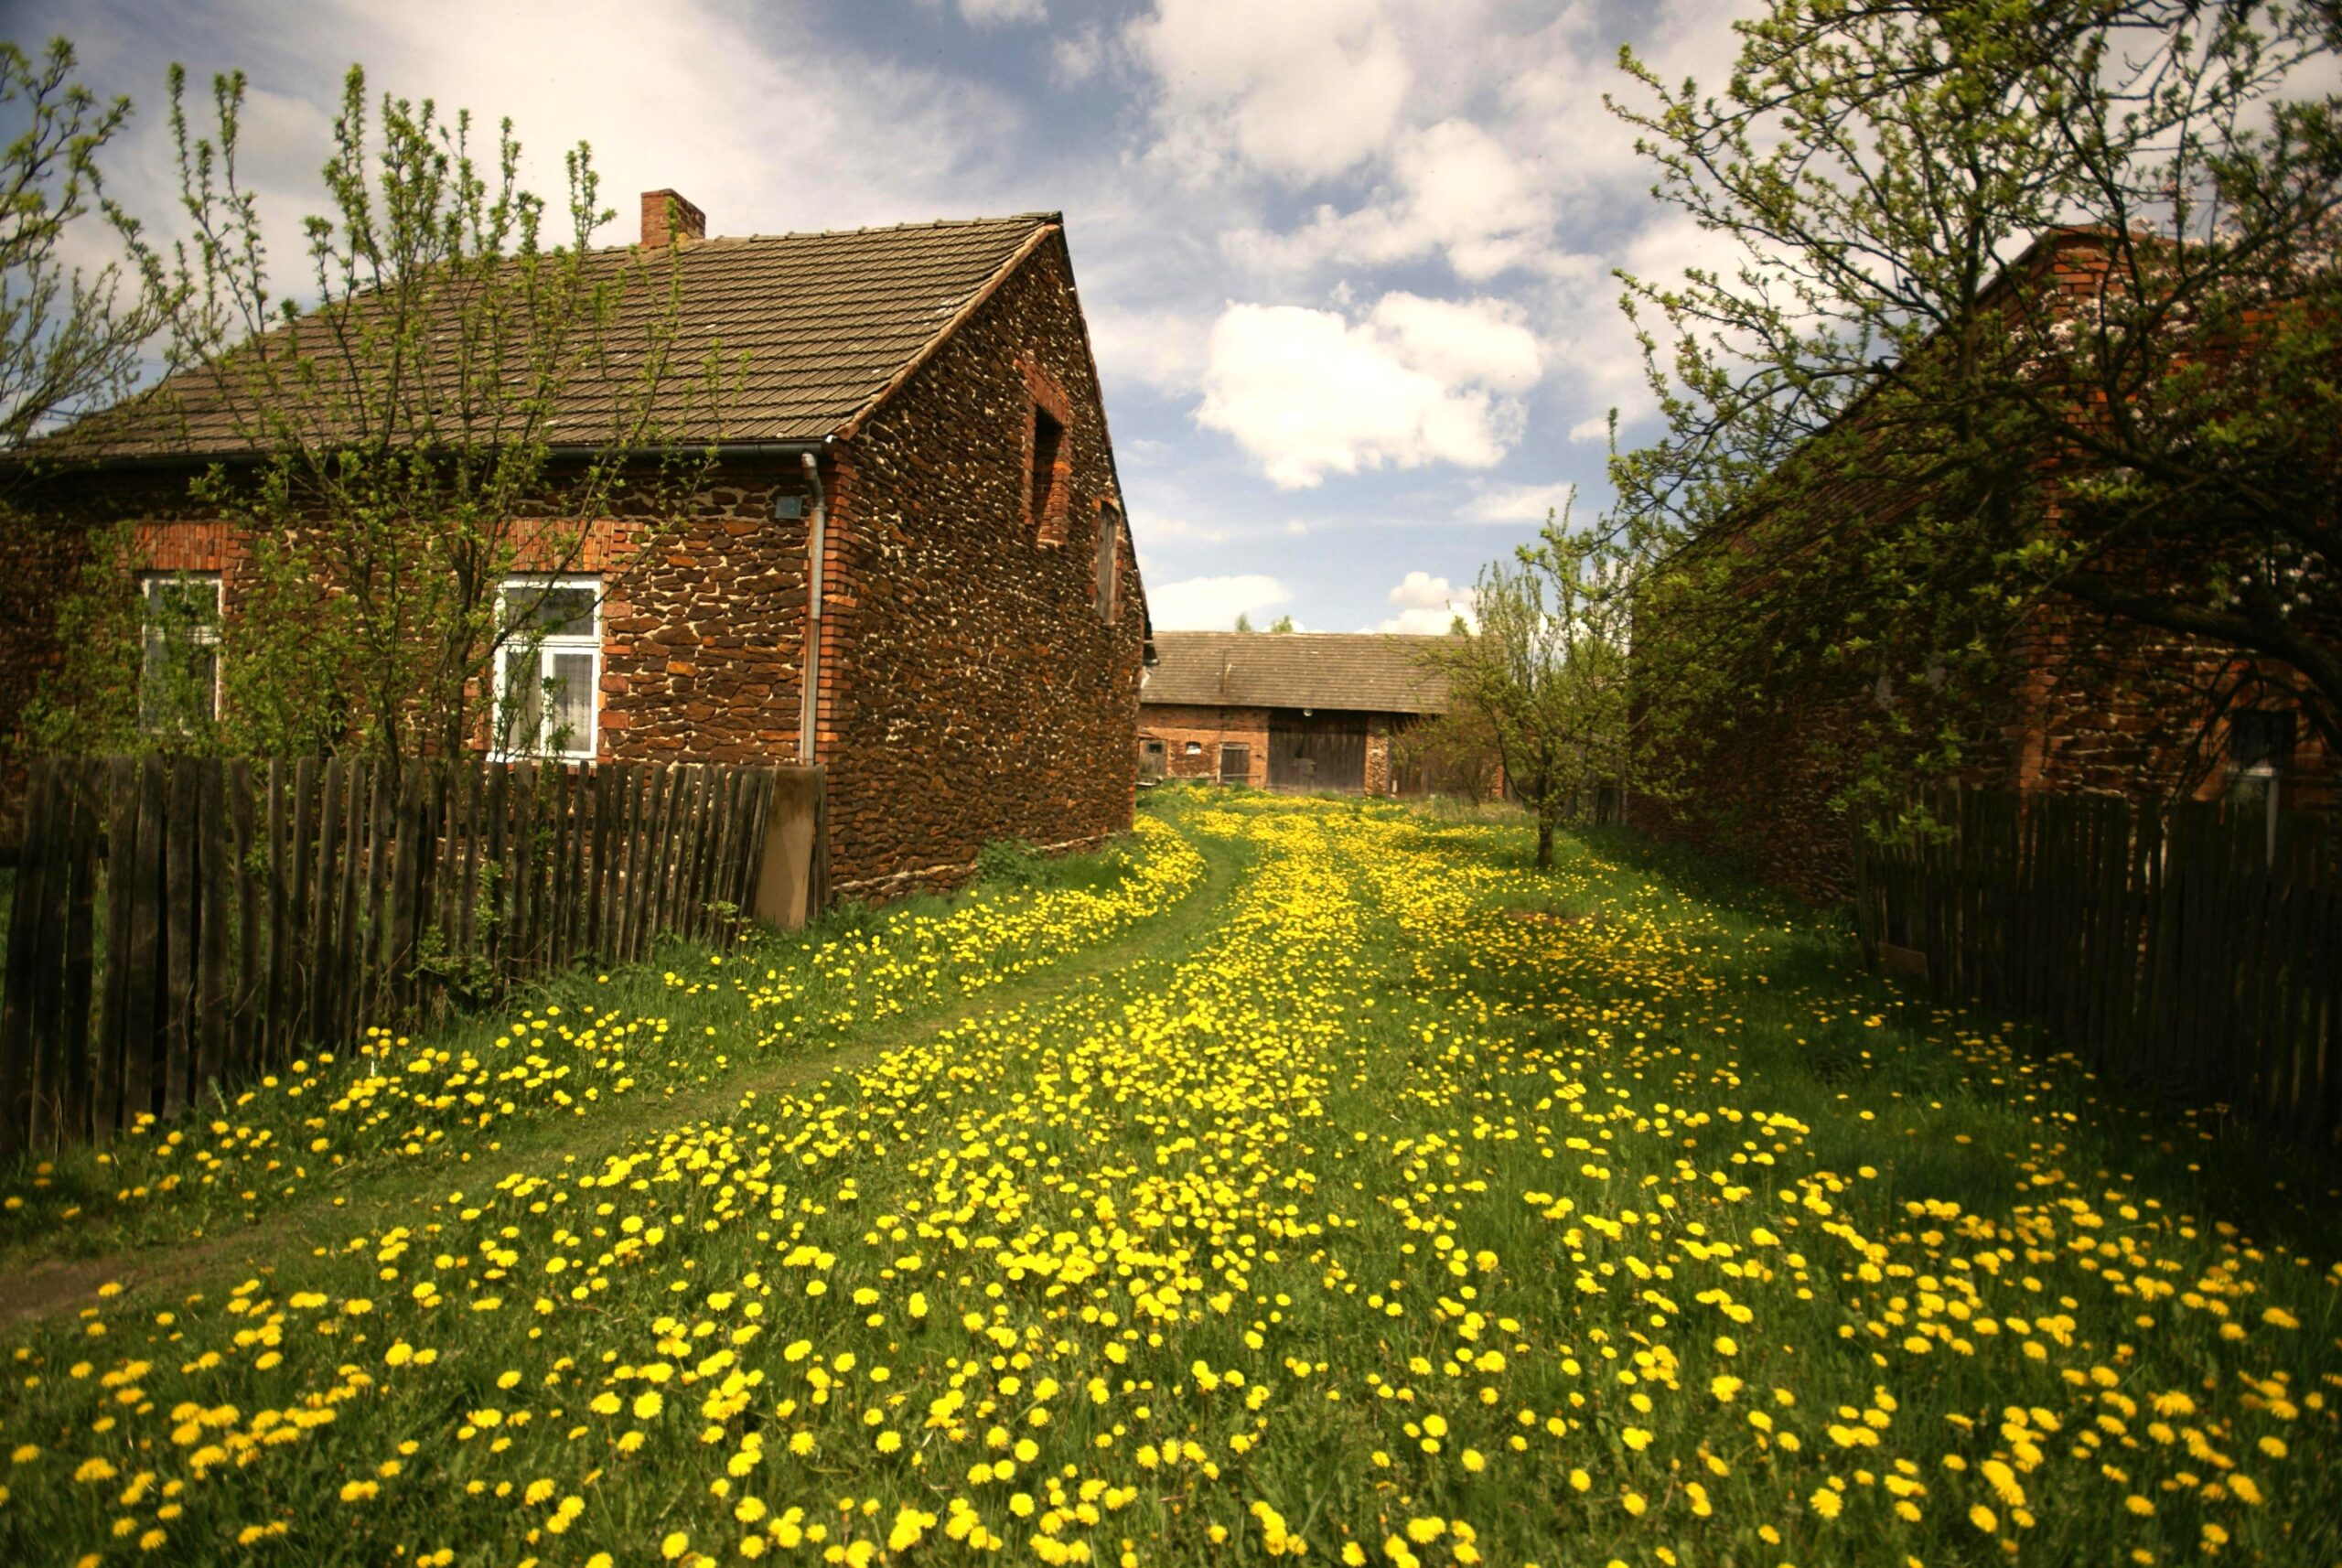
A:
[
  {"xmin": 56, "ymin": 214, "xmax": 1059, "ymax": 459},
  {"xmin": 1141, "ymin": 631, "xmax": 1452, "ymax": 714}
]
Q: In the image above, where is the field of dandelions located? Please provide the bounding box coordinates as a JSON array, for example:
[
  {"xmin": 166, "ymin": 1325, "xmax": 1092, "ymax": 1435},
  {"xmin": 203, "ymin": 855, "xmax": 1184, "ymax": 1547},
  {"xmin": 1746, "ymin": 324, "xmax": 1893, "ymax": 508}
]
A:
[{"xmin": 0, "ymin": 789, "xmax": 2336, "ymax": 1568}]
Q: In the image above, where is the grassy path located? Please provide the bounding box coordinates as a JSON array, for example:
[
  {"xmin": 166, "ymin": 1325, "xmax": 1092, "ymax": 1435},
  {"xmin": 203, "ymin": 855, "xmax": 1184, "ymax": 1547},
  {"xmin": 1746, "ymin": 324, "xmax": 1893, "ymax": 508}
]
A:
[
  {"xmin": 0, "ymin": 812, "xmax": 1248, "ymax": 1326},
  {"xmin": 0, "ymin": 793, "xmax": 2337, "ymax": 1568}
]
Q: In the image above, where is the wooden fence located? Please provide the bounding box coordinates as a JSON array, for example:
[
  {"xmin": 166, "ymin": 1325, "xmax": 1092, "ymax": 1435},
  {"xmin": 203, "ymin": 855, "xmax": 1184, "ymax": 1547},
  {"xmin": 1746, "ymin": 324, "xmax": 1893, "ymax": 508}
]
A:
[
  {"xmin": 1853, "ymin": 788, "xmax": 2341, "ymax": 1144},
  {"xmin": 0, "ymin": 756, "xmax": 788, "ymax": 1155}
]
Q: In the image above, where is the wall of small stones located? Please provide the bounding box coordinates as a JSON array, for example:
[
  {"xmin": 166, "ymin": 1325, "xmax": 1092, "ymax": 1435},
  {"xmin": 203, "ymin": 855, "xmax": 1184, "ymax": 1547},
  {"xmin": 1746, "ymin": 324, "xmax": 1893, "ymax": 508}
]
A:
[
  {"xmin": 1636, "ymin": 596, "xmax": 2337, "ymax": 907},
  {"xmin": 817, "ymin": 233, "xmax": 1147, "ymax": 897},
  {"xmin": 0, "ymin": 461, "xmax": 812, "ymax": 787},
  {"xmin": 1363, "ymin": 717, "xmax": 1394, "ymax": 796},
  {"xmin": 596, "ymin": 465, "xmax": 812, "ymax": 767}
]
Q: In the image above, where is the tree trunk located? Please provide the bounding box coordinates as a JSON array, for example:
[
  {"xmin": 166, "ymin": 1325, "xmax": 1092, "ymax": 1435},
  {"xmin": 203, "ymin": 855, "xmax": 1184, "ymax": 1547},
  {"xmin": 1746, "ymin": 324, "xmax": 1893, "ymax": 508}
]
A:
[{"xmin": 1536, "ymin": 820, "xmax": 1554, "ymax": 870}]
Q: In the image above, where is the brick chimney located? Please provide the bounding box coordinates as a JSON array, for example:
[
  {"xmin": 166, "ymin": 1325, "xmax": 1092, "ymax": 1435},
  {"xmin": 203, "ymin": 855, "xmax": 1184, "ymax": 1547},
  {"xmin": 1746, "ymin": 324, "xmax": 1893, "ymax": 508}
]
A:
[{"xmin": 640, "ymin": 188, "xmax": 706, "ymax": 250}]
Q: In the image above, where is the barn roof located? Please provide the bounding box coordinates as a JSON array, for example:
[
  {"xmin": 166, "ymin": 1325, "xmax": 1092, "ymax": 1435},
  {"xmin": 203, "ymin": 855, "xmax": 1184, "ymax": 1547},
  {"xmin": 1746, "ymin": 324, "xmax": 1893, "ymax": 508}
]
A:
[
  {"xmin": 1141, "ymin": 631, "xmax": 1452, "ymax": 715},
  {"xmin": 50, "ymin": 213, "xmax": 1062, "ymax": 460}
]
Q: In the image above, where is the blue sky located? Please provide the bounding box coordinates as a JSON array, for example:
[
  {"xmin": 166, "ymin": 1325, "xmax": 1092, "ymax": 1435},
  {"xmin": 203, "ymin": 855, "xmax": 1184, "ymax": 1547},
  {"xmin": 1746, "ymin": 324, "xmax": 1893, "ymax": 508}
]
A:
[{"xmin": 12, "ymin": 0, "xmax": 1760, "ymax": 632}]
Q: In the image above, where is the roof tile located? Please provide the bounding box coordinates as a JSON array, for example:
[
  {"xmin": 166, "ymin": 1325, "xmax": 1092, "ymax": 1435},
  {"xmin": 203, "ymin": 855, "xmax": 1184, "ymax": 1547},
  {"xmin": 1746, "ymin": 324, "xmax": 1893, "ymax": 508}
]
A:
[
  {"xmin": 60, "ymin": 213, "xmax": 1058, "ymax": 459},
  {"xmin": 1141, "ymin": 631, "xmax": 1452, "ymax": 714}
]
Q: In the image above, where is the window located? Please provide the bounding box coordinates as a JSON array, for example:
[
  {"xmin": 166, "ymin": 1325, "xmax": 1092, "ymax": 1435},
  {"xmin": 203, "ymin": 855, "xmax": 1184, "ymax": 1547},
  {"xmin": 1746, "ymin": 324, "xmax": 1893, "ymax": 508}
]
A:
[
  {"xmin": 138, "ymin": 572, "xmax": 221, "ymax": 733},
  {"xmin": 1029, "ymin": 403, "xmax": 1066, "ymax": 542},
  {"xmin": 1219, "ymin": 743, "xmax": 1251, "ymax": 784},
  {"xmin": 2228, "ymin": 708, "xmax": 2296, "ymax": 824},
  {"xmin": 495, "ymin": 576, "xmax": 602, "ymax": 760},
  {"xmin": 1093, "ymin": 503, "xmax": 1122, "ymax": 621},
  {"xmin": 1184, "ymin": 740, "xmax": 1202, "ymax": 756},
  {"xmin": 2230, "ymin": 710, "xmax": 2294, "ymax": 774}
]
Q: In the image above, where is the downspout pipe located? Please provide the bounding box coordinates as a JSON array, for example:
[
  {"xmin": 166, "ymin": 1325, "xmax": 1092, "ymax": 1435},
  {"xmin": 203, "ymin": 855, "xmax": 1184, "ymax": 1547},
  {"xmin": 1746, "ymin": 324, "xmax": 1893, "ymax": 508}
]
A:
[{"xmin": 798, "ymin": 449, "xmax": 828, "ymax": 765}]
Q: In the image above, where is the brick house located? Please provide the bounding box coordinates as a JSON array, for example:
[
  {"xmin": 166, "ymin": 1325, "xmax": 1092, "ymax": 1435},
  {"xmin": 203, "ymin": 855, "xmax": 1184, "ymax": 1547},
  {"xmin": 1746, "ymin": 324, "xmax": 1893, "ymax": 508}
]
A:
[
  {"xmin": 1138, "ymin": 631, "xmax": 1449, "ymax": 794},
  {"xmin": 0, "ymin": 195, "xmax": 1150, "ymax": 900},
  {"xmin": 1636, "ymin": 227, "xmax": 2337, "ymax": 902}
]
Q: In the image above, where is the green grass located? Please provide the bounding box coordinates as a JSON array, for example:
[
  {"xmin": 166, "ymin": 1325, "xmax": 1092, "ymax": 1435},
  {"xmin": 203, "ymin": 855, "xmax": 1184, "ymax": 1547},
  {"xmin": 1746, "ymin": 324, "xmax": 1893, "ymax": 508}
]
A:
[
  {"xmin": 0, "ymin": 812, "xmax": 1209, "ymax": 1266},
  {"xmin": 0, "ymin": 791, "xmax": 2335, "ymax": 1568}
]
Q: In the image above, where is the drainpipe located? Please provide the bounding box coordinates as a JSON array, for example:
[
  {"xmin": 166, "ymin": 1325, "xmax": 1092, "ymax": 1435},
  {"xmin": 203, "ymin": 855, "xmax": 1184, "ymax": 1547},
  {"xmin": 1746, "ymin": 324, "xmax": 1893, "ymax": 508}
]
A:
[{"xmin": 798, "ymin": 449, "xmax": 827, "ymax": 764}]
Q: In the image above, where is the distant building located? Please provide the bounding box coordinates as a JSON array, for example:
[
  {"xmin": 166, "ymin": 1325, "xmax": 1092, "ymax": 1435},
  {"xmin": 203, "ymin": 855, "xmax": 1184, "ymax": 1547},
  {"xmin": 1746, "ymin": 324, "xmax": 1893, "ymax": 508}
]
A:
[{"xmin": 1137, "ymin": 631, "xmax": 1451, "ymax": 794}]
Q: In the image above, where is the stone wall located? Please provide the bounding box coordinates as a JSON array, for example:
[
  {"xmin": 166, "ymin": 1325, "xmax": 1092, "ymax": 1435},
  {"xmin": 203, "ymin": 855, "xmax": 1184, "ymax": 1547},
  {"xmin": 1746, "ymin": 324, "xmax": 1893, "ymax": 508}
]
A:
[
  {"xmin": 819, "ymin": 232, "xmax": 1147, "ymax": 897},
  {"xmin": 596, "ymin": 467, "xmax": 812, "ymax": 767},
  {"xmin": 1637, "ymin": 595, "xmax": 2337, "ymax": 906},
  {"xmin": 0, "ymin": 460, "xmax": 814, "ymax": 788}
]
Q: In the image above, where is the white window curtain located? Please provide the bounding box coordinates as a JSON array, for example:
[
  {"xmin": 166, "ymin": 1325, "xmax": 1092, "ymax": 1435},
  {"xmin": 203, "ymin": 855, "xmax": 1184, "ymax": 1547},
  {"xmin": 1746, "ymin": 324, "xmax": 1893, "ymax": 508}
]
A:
[{"xmin": 495, "ymin": 576, "xmax": 602, "ymax": 760}]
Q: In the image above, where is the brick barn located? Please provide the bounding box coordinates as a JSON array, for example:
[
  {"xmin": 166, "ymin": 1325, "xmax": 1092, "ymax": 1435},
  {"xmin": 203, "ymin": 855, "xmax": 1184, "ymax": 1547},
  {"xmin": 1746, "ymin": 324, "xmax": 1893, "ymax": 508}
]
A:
[
  {"xmin": 1138, "ymin": 631, "xmax": 1450, "ymax": 794},
  {"xmin": 1637, "ymin": 227, "xmax": 2337, "ymax": 903},
  {"xmin": 0, "ymin": 196, "xmax": 1149, "ymax": 900}
]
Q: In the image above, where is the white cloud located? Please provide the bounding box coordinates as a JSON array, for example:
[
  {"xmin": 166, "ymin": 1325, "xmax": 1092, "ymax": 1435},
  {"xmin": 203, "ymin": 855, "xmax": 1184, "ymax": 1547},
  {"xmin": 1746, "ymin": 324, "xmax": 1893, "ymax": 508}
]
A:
[
  {"xmin": 1224, "ymin": 119, "xmax": 1554, "ymax": 280},
  {"xmin": 1464, "ymin": 480, "xmax": 1574, "ymax": 523},
  {"xmin": 1388, "ymin": 569, "xmax": 1458, "ymax": 608},
  {"xmin": 1128, "ymin": 0, "xmax": 1410, "ymax": 185},
  {"xmin": 1051, "ymin": 25, "xmax": 1107, "ymax": 82},
  {"xmin": 1376, "ymin": 569, "xmax": 1474, "ymax": 633},
  {"xmin": 1195, "ymin": 293, "xmax": 1542, "ymax": 489},
  {"xmin": 1086, "ymin": 305, "xmax": 1211, "ymax": 396},
  {"xmin": 951, "ymin": 0, "xmax": 1047, "ymax": 23},
  {"xmin": 1369, "ymin": 293, "xmax": 1542, "ymax": 394},
  {"xmin": 81, "ymin": 0, "xmax": 1029, "ymax": 290},
  {"xmin": 1148, "ymin": 573, "xmax": 1292, "ymax": 629},
  {"xmin": 1378, "ymin": 605, "xmax": 1471, "ymax": 635},
  {"xmin": 1133, "ymin": 512, "xmax": 1230, "ymax": 545},
  {"xmin": 1568, "ymin": 415, "xmax": 1612, "ymax": 445}
]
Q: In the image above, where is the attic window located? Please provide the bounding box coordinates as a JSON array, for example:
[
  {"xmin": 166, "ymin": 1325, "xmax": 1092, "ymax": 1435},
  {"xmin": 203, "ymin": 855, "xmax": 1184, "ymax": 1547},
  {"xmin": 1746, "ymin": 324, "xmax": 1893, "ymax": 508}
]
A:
[
  {"xmin": 1021, "ymin": 355, "xmax": 1074, "ymax": 545},
  {"xmin": 1030, "ymin": 404, "xmax": 1067, "ymax": 543}
]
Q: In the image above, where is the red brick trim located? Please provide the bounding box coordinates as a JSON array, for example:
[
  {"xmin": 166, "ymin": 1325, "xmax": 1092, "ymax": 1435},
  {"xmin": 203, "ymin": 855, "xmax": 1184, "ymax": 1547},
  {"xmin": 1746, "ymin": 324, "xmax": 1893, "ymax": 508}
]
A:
[
  {"xmin": 1092, "ymin": 496, "xmax": 1123, "ymax": 622},
  {"xmin": 810, "ymin": 446, "xmax": 856, "ymax": 766},
  {"xmin": 1021, "ymin": 355, "xmax": 1073, "ymax": 546}
]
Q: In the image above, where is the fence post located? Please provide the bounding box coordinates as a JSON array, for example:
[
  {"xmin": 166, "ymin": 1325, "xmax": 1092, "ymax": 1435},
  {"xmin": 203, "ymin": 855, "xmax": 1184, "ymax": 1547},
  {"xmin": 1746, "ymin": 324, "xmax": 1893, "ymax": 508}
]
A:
[{"xmin": 751, "ymin": 766, "xmax": 829, "ymax": 932}]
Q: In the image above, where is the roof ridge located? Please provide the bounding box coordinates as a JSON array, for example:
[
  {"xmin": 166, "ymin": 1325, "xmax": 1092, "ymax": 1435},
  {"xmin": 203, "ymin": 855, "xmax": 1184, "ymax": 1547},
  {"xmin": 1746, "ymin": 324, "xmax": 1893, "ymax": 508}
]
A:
[
  {"xmin": 54, "ymin": 211, "xmax": 1071, "ymax": 459},
  {"xmin": 595, "ymin": 211, "xmax": 1060, "ymax": 253}
]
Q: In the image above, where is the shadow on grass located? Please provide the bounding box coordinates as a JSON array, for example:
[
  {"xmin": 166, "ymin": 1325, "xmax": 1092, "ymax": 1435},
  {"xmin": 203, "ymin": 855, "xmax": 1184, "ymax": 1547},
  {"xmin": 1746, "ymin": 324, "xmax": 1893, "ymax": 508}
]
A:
[{"xmin": 1415, "ymin": 810, "xmax": 2342, "ymax": 1267}]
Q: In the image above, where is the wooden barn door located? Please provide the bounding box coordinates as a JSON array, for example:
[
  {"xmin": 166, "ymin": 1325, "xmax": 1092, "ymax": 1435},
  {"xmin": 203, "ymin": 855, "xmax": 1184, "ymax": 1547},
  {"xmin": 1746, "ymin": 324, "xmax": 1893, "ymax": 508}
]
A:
[{"xmin": 1268, "ymin": 711, "xmax": 1368, "ymax": 792}]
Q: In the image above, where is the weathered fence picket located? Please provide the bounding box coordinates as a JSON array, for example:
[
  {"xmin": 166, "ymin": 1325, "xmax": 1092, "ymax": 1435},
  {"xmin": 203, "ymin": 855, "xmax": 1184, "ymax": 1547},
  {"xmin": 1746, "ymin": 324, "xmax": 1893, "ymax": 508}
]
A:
[
  {"xmin": 1855, "ymin": 786, "xmax": 2342, "ymax": 1145},
  {"xmin": 0, "ymin": 757, "xmax": 792, "ymax": 1155}
]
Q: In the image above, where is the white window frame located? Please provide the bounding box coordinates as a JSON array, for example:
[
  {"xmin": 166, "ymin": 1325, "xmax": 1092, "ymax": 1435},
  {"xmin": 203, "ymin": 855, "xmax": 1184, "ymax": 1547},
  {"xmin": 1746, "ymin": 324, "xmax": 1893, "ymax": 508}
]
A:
[
  {"xmin": 137, "ymin": 571, "xmax": 223, "ymax": 733},
  {"xmin": 492, "ymin": 575, "xmax": 603, "ymax": 761}
]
